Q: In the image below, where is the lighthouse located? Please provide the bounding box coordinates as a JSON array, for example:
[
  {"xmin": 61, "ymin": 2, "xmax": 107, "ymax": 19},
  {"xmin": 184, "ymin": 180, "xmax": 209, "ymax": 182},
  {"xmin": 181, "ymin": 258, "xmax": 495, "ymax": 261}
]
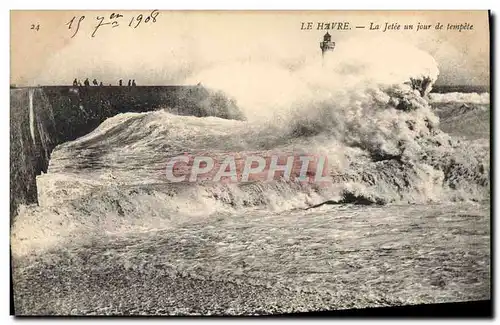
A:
[{"xmin": 320, "ymin": 32, "xmax": 335, "ymax": 59}]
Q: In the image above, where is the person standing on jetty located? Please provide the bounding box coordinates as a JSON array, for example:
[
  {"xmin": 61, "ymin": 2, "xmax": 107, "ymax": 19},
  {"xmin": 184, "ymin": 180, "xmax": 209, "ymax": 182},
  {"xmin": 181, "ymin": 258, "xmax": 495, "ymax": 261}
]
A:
[
  {"xmin": 128, "ymin": 80, "xmax": 131, "ymax": 86},
  {"xmin": 84, "ymin": 78, "xmax": 90, "ymax": 87},
  {"xmin": 73, "ymin": 78, "xmax": 78, "ymax": 86},
  {"xmin": 132, "ymin": 80, "xmax": 136, "ymax": 86},
  {"xmin": 119, "ymin": 79, "xmax": 123, "ymax": 86}
]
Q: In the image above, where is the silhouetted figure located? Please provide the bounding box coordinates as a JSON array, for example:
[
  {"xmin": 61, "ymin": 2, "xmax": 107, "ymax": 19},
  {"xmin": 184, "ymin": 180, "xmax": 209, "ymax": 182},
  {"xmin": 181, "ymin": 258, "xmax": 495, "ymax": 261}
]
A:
[
  {"xmin": 128, "ymin": 79, "xmax": 131, "ymax": 87},
  {"xmin": 73, "ymin": 78, "xmax": 78, "ymax": 86},
  {"xmin": 99, "ymin": 82, "xmax": 103, "ymax": 86},
  {"xmin": 119, "ymin": 79, "xmax": 123, "ymax": 86},
  {"xmin": 92, "ymin": 79, "xmax": 98, "ymax": 86},
  {"xmin": 132, "ymin": 80, "xmax": 136, "ymax": 86},
  {"xmin": 84, "ymin": 78, "xmax": 90, "ymax": 87}
]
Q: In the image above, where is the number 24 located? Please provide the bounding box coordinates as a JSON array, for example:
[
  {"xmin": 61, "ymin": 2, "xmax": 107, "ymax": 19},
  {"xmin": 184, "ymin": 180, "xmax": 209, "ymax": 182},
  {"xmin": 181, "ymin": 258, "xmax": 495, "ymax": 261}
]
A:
[{"xmin": 30, "ymin": 24, "xmax": 40, "ymax": 31}]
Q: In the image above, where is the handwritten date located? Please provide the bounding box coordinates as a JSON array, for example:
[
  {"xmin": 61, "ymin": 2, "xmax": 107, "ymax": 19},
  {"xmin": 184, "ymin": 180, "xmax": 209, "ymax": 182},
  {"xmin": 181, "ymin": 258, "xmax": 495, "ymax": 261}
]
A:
[{"xmin": 66, "ymin": 10, "xmax": 159, "ymax": 38}]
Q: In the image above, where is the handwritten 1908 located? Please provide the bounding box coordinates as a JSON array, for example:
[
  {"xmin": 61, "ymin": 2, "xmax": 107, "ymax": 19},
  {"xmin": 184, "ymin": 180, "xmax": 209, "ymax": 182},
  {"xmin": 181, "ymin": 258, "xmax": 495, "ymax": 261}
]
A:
[{"xmin": 66, "ymin": 10, "xmax": 159, "ymax": 38}]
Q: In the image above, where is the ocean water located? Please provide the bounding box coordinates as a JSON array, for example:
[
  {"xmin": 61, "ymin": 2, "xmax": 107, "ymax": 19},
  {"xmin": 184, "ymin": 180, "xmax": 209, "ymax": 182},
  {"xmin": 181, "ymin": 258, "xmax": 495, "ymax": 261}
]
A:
[{"xmin": 11, "ymin": 89, "xmax": 491, "ymax": 315}]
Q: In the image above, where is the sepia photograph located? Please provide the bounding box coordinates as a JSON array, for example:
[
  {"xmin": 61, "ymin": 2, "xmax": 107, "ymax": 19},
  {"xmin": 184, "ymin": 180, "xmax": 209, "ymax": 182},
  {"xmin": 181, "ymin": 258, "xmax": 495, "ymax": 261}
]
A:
[{"xmin": 9, "ymin": 9, "xmax": 491, "ymax": 316}]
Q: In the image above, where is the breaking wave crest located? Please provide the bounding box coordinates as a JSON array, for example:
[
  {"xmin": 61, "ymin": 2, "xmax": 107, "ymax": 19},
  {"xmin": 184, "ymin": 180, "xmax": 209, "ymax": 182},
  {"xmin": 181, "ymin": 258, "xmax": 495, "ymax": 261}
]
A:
[
  {"xmin": 428, "ymin": 92, "xmax": 490, "ymax": 104},
  {"xmin": 11, "ymin": 38, "xmax": 490, "ymax": 257}
]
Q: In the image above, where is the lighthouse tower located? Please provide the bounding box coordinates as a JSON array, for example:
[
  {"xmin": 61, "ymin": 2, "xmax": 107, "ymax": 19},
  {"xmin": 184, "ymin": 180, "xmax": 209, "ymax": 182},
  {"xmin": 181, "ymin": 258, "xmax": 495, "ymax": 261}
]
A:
[{"xmin": 320, "ymin": 32, "xmax": 335, "ymax": 59}]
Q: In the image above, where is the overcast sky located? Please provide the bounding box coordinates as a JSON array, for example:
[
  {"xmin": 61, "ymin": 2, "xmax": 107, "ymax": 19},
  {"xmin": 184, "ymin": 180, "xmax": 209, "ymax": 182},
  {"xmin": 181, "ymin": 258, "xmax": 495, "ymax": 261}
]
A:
[{"xmin": 11, "ymin": 10, "xmax": 489, "ymax": 86}]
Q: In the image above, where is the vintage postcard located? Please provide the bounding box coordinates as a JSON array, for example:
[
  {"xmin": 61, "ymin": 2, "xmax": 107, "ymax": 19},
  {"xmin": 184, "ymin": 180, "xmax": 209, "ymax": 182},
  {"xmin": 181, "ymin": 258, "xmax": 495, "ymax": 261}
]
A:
[{"xmin": 10, "ymin": 10, "xmax": 491, "ymax": 316}]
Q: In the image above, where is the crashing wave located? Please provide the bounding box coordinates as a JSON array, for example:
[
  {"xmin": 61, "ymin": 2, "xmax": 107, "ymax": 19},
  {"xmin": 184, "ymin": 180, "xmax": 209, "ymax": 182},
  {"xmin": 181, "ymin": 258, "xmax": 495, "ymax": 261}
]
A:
[
  {"xmin": 11, "ymin": 37, "xmax": 490, "ymax": 257},
  {"xmin": 428, "ymin": 92, "xmax": 490, "ymax": 104}
]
